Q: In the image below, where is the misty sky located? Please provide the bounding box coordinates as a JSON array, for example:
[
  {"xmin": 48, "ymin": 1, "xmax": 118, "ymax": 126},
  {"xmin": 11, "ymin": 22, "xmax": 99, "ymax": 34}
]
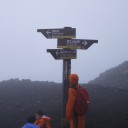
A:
[{"xmin": 0, "ymin": 0, "xmax": 128, "ymax": 83}]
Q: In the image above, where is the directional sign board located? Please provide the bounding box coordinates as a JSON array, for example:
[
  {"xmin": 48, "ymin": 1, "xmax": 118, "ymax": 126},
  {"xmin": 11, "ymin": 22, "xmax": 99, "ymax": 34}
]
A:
[
  {"xmin": 57, "ymin": 39, "xmax": 98, "ymax": 49},
  {"xmin": 37, "ymin": 27, "xmax": 76, "ymax": 39},
  {"xmin": 47, "ymin": 49, "xmax": 77, "ymax": 60}
]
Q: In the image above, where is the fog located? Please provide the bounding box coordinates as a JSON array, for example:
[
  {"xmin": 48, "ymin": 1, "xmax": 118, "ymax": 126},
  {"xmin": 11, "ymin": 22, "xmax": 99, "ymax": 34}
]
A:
[{"xmin": 0, "ymin": 0, "xmax": 128, "ymax": 83}]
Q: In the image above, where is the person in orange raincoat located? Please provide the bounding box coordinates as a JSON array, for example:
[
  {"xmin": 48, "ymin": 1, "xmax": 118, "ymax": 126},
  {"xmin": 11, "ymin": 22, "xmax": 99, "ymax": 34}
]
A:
[
  {"xmin": 66, "ymin": 74, "xmax": 85, "ymax": 128},
  {"xmin": 35, "ymin": 110, "xmax": 51, "ymax": 128}
]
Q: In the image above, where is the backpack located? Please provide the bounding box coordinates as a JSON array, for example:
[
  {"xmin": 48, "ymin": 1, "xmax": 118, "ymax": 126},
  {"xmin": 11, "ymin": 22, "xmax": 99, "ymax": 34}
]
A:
[{"xmin": 73, "ymin": 86, "xmax": 90, "ymax": 115}]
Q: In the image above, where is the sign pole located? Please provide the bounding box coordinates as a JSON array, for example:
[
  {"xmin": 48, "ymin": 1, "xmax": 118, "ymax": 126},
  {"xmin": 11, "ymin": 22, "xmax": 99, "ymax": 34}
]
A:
[
  {"xmin": 62, "ymin": 59, "xmax": 71, "ymax": 128},
  {"xmin": 37, "ymin": 27, "xmax": 98, "ymax": 128}
]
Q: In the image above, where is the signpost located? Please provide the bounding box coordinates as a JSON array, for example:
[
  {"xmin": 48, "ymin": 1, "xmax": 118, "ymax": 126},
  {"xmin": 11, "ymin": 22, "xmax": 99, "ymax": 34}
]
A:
[
  {"xmin": 37, "ymin": 27, "xmax": 98, "ymax": 128},
  {"xmin": 37, "ymin": 27, "xmax": 76, "ymax": 39},
  {"xmin": 47, "ymin": 49, "xmax": 77, "ymax": 60},
  {"xmin": 57, "ymin": 38, "xmax": 98, "ymax": 49}
]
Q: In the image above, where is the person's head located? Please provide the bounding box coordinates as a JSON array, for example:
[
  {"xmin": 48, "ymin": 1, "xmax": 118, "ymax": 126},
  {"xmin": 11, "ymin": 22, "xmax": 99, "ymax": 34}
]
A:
[
  {"xmin": 27, "ymin": 116, "xmax": 36, "ymax": 123},
  {"xmin": 35, "ymin": 110, "xmax": 44, "ymax": 120},
  {"xmin": 69, "ymin": 74, "xmax": 79, "ymax": 86}
]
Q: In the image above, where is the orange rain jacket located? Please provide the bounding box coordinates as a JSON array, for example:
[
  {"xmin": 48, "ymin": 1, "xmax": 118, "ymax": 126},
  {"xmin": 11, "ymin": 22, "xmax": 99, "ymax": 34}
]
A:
[
  {"xmin": 66, "ymin": 86, "xmax": 85, "ymax": 128},
  {"xmin": 35, "ymin": 116, "xmax": 51, "ymax": 128}
]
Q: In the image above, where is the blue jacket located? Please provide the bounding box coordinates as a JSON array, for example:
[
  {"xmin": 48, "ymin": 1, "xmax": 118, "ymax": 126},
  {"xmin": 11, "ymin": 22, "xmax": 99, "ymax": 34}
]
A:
[{"xmin": 22, "ymin": 123, "xmax": 39, "ymax": 128}]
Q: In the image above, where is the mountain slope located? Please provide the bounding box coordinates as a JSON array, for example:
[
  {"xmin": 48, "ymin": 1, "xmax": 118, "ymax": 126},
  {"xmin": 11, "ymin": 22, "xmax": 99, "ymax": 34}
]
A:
[
  {"xmin": 0, "ymin": 79, "xmax": 128, "ymax": 128},
  {"xmin": 89, "ymin": 61, "xmax": 128, "ymax": 88}
]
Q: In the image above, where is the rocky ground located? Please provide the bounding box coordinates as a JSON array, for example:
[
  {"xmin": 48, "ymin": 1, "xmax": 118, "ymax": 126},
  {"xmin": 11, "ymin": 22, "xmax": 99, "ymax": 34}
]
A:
[{"xmin": 0, "ymin": 80, "xmax": 128, "ymax": 128}]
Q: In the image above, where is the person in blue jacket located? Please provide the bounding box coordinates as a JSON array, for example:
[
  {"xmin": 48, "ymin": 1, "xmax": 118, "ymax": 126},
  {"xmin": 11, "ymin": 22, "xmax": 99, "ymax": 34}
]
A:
[{"xmin": 22, "ymin": 115, "xmax": 39, "ymax": 128}]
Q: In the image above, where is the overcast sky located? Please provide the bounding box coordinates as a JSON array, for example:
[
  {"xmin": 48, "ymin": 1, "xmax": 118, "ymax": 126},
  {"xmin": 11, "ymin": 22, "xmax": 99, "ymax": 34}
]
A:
[{"xmin": 0, "ymin": 0, "xmax": 128, "ymax": 83}]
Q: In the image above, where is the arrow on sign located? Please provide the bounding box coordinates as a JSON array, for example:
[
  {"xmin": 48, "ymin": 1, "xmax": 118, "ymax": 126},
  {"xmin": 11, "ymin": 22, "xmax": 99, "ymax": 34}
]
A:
[
  {"xmin": 82, "ymin": 41, "xmax": 88, "ymax": 47},
  {"xmin": 47, "ymin": 49, "xmax": 77, "ymax": 60},
  {"xmin": 46, "ymin": 30, "xmax": 51, "ymax": 35},
  {"xmin": 56, "ymin": 50, "xmax": 60, "ymax": 57}
]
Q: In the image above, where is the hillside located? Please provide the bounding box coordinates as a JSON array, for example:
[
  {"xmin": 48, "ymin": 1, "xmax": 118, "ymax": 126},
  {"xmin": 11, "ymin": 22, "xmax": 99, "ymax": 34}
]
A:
[
  {"xmin": 89, "ymin": 61, "xmax": 128, "ymax": 88},
  {"xmin": 0, "ymin": 79, "xmax": 128, "ymax": 128},
  {"xmin": 0, "ymin": 79, "xmax": 62, "ymax": 128}
]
